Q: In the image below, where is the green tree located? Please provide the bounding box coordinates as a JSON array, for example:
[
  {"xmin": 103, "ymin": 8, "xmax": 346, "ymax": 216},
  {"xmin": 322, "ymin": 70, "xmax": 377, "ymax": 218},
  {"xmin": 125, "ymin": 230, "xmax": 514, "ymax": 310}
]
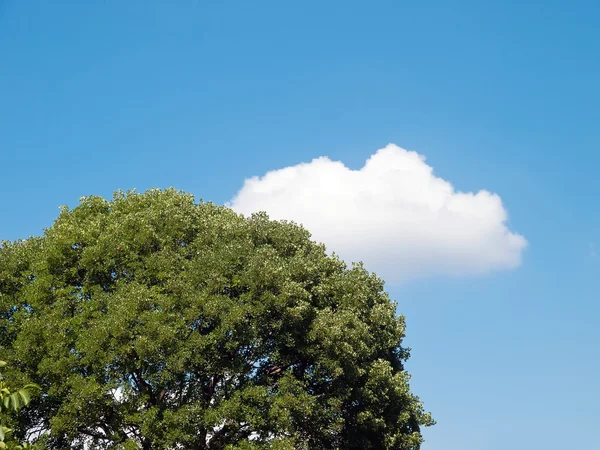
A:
[{"xmin": 0, "ymin": 189, "xmax": 433, "ymax": 449}]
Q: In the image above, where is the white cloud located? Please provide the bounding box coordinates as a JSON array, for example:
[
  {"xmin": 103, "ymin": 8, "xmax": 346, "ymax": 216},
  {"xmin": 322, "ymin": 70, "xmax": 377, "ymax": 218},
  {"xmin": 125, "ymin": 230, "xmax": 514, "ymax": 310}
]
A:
[{"xmin": 228, "ymin": 144, "xmax": 527, "ymax": 283}]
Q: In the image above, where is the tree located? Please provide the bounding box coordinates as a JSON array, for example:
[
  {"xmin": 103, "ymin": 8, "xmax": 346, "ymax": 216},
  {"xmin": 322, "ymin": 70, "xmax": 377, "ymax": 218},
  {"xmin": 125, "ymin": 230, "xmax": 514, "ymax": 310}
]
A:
[{"xmin": 0, "ymin": 189, "xmax": 433, "ymax": 449}]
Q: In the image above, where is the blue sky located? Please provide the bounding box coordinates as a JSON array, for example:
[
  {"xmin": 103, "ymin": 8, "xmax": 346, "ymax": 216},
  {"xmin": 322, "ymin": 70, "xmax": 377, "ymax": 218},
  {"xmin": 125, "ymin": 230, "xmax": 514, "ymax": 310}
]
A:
[{"xmin": 1, "ymin": 1, "xmax": 599, "ymax": 448}]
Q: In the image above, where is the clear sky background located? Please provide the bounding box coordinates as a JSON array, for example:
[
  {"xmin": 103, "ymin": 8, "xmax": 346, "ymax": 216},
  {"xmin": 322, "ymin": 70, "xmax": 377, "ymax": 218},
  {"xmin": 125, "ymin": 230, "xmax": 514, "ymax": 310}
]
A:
[{"xmin": 1, "ymin": 1, "xmax": 599, "ymax": 448}]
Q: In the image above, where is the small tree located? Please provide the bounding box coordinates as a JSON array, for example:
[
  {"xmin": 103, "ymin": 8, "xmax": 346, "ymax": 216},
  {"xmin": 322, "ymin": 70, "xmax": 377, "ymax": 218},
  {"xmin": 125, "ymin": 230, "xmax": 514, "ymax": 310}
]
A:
[
  {"xmin": 0, "ymin": 361, "xmax": 38, "ymax": 449},
  {"xmin": 0, "ymin": 189, "xmax": 433, "ymax": 449}
]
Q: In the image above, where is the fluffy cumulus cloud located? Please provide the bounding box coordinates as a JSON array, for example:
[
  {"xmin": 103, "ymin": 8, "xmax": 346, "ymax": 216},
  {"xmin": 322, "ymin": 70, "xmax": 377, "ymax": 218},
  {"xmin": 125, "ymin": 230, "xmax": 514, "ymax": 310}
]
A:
[{"xmin": 228, "ymin": 144, "xmax": 527, "ymax": 283}]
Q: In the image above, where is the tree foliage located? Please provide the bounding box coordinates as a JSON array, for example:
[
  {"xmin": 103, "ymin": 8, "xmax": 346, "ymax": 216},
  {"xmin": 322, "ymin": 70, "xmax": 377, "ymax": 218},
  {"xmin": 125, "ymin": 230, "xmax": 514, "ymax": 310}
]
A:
[
  {"xmin": 0, "ymin": 189, "xmax": 433, "ymax": 449},
  {"xmin": 0, "ymin": 361, "xmax": 38, "ymax": 449}
]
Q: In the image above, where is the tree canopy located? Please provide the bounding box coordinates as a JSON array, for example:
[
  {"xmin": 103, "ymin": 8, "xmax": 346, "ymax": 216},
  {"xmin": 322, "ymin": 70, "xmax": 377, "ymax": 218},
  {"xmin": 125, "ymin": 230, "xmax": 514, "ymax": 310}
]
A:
[{"xmin": 0, "ymin": 189, "xmax": 433, "ymax": 449}]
